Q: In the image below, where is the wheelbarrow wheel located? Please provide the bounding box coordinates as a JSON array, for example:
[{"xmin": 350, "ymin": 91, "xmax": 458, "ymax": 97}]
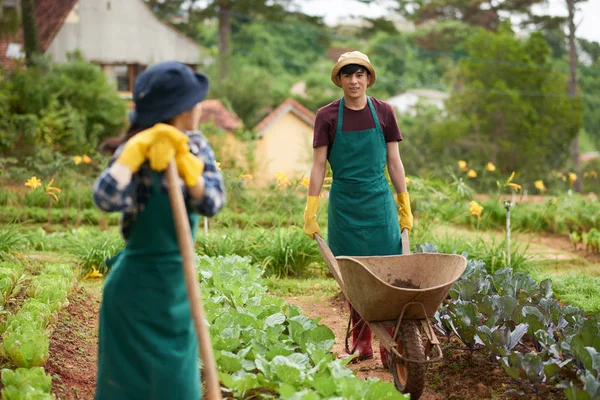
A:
[{"xmin": 390, "ymin": 320, "xmax": 426, "ymax": 400}]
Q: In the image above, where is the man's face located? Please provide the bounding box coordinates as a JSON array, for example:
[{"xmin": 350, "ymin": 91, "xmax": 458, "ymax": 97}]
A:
[{"xmin": 338, "ymin": 68, "xmax": 369, "ymax": 99}]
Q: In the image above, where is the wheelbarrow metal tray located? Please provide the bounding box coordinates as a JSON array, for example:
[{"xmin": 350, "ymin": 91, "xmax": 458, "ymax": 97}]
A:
[{"xmin": 337, "ymin": 253, "xmax": 466, "ymax": 322}]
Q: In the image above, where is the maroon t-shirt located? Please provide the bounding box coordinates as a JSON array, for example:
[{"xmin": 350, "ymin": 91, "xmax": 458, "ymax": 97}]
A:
[{"xmin": 313, "ymin": 97, "xmax": 402, "ymax": 157}]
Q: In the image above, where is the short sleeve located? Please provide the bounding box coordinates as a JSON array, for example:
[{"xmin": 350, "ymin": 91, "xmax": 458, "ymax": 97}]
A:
[
  {"xmin": 383, "ymin": 103, "xmax": 402, "ymax": 143},
  {"xmin": 313, "ymin": 109, "xmax": 331, "ymax": 148}
]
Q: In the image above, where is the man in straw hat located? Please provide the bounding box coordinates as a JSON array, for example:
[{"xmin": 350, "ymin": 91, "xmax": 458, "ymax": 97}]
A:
[{"xmin": 303, "ymin": 51, "xmax": 413, "ymax": 363}]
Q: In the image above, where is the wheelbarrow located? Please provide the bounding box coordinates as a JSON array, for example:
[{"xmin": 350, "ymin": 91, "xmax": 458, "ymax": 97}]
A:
[{"xmin": 315, "ymin": 231, "xmax": 466, "ymax": 399}]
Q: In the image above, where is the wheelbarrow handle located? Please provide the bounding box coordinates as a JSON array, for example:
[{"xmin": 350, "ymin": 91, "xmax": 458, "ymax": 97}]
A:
[{"xmin": 402, "ymin": 229, "xmax": 411, "ymax": 255}]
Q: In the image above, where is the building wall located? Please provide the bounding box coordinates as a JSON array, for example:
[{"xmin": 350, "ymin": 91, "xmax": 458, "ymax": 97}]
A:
[
  {"xmin": 255, "ymin": 112, "xmax": 314, "ymax": 185},
  {"xmin": 46, "ymin": 0, "xmax": 203, "ymax": 65}
]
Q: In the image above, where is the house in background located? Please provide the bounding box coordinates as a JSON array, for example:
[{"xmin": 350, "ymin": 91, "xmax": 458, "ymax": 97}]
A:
[
  {"xmin": 200, "ymin": 100, "xmax": 243, "ymax": 132},
  {"xmin": 253, "ymin": 98, "xmax": 316, "ymax": 185},
  {"xmin": 0, "ymin": 0, "xmax": 207, "ymax": 94},
  {"xmin": 387, "ymin": 89, "xmax": 449, "ymax": 116}
]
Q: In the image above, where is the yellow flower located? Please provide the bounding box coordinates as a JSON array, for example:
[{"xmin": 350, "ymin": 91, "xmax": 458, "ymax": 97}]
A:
[
  {"xmin": 82, "ymin": 154, "xmax": 92, "ymax": 164},
  {"xmin": 568, "ymin": 172, "xmax": 577, "ymax": 183},
  {"xmin": 506, "ymin": 171, "xmax": 515, "ymax": 184},
  {"xmin": 73, "ymin": 156, "xmax": 83, "ymax": 165},
  {"xmin": 534, "ymin": 180, "xmax": 546, "ymax": 192},
  {"xmin": 405, "ymin": 177, "xmax": 411, "ymax": 185},
  {"xmin": 300, "ymin": 175, "xmax": 310, "ymax": 187},
  {"xmin": 584, "ymin": 172, "xmax": 589, "ymax": 178},
  {"xmin": 45, "ymin": 179, "xmax": 62, "ymax": 202},
  {"xmin": 83, "ymin": 265, "xmax": 104, "ymax": 280},
  {"xmin": 467, "ymin": 169, "xmax": 477, "ymax": 178},
  {"xmin": 25, "ymin": 176, "xmax": 42, "ymax": 189},
  {"xmin": 239, "ymin": 174, "xmax": 253, "ymax": 180},
  {"xmin": 275, "ymin": 171, "xmax": 288, "ymax": 182},
  {"xmin": 592, "ymin": 171, "xmax": 598, "ymax": 179},
  {"xmin": 486, "ymin": 162, "xmax": 496, "ymax": 172},
  {"xmin": 215, "ymin": 162, "xmax": 221, "ymax": 171},
  {"xmin": 507, "ymin": 182, "xmax": 522, "ymax": 192},
  {"xmin": 458, "ymin": 160, "xmax": 468, "ymax": 172},
  {"xmin": 469, "ymin": 201, "xmax": 483, "ymax": 220}
]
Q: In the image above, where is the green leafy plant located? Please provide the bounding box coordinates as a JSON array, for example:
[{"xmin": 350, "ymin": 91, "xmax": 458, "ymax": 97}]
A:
[{"xmin": 1, "ymin": 367, "xmax": 53, "ymax": 400}]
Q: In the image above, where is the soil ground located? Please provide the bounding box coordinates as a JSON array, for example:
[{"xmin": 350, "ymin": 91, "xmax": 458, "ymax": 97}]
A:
[
  {"xmin": 285, "ymin": 293, "xmax": 566, "ymax": 400},
  {"xmin": 46, "ymin": 281, "xmax": 101, "ymax": 400},
  {"xmin": 41, "ymin": 224, "xmax": 599, "ymax": 399}
]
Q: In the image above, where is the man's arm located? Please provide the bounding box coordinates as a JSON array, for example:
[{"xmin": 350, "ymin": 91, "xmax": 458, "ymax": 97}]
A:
[
  {"xmin": 386, "ymin": 142, "xmax": 407, "ymax": 194},
  {"xmin": 308, "ymin": 146, "xmax": 328, "ymax": 196}
]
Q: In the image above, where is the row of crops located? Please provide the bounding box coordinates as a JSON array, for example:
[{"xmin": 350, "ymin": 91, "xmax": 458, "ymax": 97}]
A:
[
  {"xmin": 428, "ymin": 245, "xmax": 600, "ymax": 399},
  {"xmin": 0, "ymin": 261, "xmax": 75, "ymax": 399}
]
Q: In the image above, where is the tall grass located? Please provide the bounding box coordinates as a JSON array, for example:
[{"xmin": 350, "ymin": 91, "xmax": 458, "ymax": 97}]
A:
[
  {"xmin": 195, "ymin": 227, "xmax": 321, "ymax": 277},
  {"xmin": 0, "ymin": 225, "xmax": 23, "ymax": 261},
  {"xmin": 61, "ymin": 227, "xmax": 123, "ymax": 276},
  {"xmin": 415, "ymin": 228, "xmax": 532, "ymax": 274}
]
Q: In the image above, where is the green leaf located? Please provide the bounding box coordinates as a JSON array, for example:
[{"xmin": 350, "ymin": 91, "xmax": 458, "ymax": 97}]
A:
[{"xmin": 265, "ymin": 312, "xmax": 286, "ymax": 328}]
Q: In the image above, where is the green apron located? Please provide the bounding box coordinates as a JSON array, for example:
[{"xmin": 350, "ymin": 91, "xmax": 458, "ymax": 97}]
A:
[
  {"xmin": 96, "ymin": 172, "xmax": 201, "ymax": 400},
  {"xmin": 328, "ymin": 97, "xmax": 402, "ymax": 257}
]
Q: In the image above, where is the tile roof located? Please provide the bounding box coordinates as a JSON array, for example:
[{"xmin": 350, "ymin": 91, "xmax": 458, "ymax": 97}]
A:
[
  {"xmin": 199, "ymin": 100, "xmax": 243, "ymax": 132},
  {"xmin": 0, "ymin": 0, "xmax": 77, "ymax": 66},
  {"xmin": 255, "ymin": 98, "xmax": 315, "ymax": 135}
]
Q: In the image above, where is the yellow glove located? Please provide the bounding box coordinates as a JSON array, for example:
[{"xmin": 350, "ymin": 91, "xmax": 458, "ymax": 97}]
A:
[
  {"xmin": 116, "ymin": 123, "xmax": 187, "ymax": 173},
  {"xmin": 303, "ymin": 196, "xmax": 323, "ymax": 240},
  {"xmin": 116, "ymin": 123, "xmax": 204, "ymax": 186},
  {"xmin": 395, "ymin": 192, "xmax": 414, "ymax": 233},
  {"xmin": 176, "ymin": 151, "xmax": 204, "ymax": 187}
]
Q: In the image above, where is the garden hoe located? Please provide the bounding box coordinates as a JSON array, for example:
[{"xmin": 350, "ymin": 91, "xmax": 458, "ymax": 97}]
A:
[{"xmin": 165, "ymin": 161, "xmax": 222, "ymax": 400}]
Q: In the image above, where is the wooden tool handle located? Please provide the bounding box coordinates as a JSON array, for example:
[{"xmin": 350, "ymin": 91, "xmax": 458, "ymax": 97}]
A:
[
  {"xmin": 165, "ymin": 162, "xmax": 221, "ymax": 400},
  {"xmin": 402, "ymin": 228, "xmax": 411, "ymax": 255}
]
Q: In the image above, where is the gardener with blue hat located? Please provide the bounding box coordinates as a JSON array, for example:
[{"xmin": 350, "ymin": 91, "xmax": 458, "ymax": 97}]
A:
[
  {"xmin": 93, "ymin": 61, "xmax": 225, "ymax": 399},
  {"xmin": 303, "ymin": 51, "xmax": 413, "ymax": 364}
]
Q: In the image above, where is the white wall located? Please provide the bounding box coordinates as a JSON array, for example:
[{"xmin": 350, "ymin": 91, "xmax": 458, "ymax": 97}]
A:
[{"xmin": 46, "ymin": 0, "xmax": 204, "ymax": 65}]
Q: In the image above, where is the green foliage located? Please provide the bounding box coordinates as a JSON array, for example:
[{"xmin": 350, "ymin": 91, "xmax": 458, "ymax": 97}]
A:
[
  {"xmin": 0, "ymin": 261, "xmax": 24, "ymax": 306},
  {"xmin": 443, "ymin": 24, "xmax": 582, "ymax": 181},
  {"xmin": 61, "ymin": 228, "xmax": 123, "ymax": 276},
  {"xmin": 207, "ymin": 56, "xmax": 289, "ymax": 126},
  {"xmin": 0, "ymin": 206, "xmax": 121, "ymax": 227},
  {"xmin": 1, "ymin": 263, "xmax": 74, "ymax": 368},
  {"xmin": 199, "ymin": 255, "xmax": 408, "ymax": 399},
  {"xmin": 2, "ymin": 53, "xmax": 127, "ymax": 155},
  {"xmin": 1, "ymin": 367, "xmax": 54, "ymax": 400},
  {"xmin": 233, "ymin": 16, "xmax": 329, "ymax": 77},
  {"xmin": 430, "ymin": 249, "xmax": 600, "ymax": 395},
  {"xmin": 196, "ymin": 228, "xmax": 321, "ymax": 277},
  {"xmin": 0, "ymin": 225, "xmax": 23, "ymax": 260}
]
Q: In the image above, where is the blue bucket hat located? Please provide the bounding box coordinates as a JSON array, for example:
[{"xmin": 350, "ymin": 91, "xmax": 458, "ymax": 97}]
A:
[{"xmin": 129, "ymin": 61, "xmax": 210, "ymax": 126}]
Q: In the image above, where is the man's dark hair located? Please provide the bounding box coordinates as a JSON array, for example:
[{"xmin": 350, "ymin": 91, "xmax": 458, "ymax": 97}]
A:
[{"xmin": 339, "ymin": 64, "xmax": 369, "ymax": 76}]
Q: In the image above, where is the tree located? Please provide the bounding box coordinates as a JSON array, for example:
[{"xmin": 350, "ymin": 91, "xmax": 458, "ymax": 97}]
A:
[
  {"xmin": 190, "ymin": 0, "xmax": 294, "ymax": 83},
  {"xmin": 360, "ymin": 0, "xmax": 546, "ymax": 31},
  {"xmin": 143, "ymin": 0, "xmax": 186, "ymax": 20},
  {"xmin": 566, "ymin": 0, "xmax": 587, "ymax": 192},
  {"xmin": 442, "ymin": 24, "xmax": 581, "ymax": 182},
  {"xmin": 20, "ymin": 0, "xmax": 38, "ymax": 66}
]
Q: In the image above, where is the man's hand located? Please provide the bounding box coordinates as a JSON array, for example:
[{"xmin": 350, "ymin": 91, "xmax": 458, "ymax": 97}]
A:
[
  {"xmin": 303, "ymin": 196, "xmax": 323, "ymax": 239},
  {"xmin": 395, "ymin": 192, "xmax": 413, "ymax": 232}
]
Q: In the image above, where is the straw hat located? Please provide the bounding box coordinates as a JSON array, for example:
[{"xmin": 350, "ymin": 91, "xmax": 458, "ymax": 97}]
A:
[{"xmin": 331, "ymin": 51, "xmax": 376, "ymax": 88}]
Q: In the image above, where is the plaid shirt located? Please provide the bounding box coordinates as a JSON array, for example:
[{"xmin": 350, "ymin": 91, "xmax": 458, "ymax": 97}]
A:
[{"xmin": 93, "ymin": 130, "xmax": 225, "ymax": 239}]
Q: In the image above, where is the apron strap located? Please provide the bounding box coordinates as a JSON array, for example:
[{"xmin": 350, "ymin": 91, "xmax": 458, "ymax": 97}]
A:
[
  {"xmin": 337, "ymin": 97, "xmax": 345, "ymax": 135},
  {"xmin": 366, "ymin": 97, "xmax": 382, "ymax": 133}
]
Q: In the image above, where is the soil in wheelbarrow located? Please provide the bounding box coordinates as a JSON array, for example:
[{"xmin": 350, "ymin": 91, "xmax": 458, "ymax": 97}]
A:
[
  {"xmin": 392, "ymin": 278, "xmax": 420, "ymax": 289},
  {"xmin": 285, "ymin": 292, "xmax": 567, "ymax": 400}
]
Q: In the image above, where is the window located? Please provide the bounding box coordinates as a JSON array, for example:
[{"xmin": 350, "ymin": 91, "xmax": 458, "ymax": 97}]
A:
[{"xmin": 114, "ymin": 65, "xmax": 129, "ymax": 92}]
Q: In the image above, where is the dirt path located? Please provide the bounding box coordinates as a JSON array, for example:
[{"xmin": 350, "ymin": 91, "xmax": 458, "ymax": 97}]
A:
[
  {"xmin": 286, "ymin": 293, "xmax": 566, "ymax": 400},
  {"xmin": 46, "ymin": 281, "xmax": 101, "ymax": 400}
]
